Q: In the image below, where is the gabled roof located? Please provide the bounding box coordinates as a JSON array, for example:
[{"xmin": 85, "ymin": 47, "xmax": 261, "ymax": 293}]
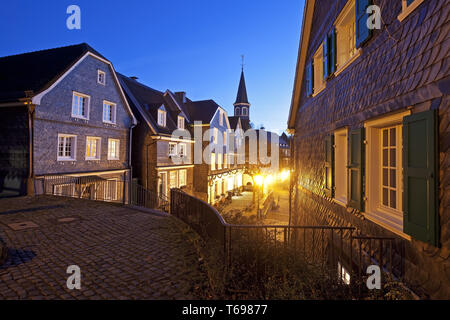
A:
[
  {"xmin": 228, "ymin": 116, "xmax": 241, "ymax": 130},
  {"xmin": 185, "ymin": 99, "xmax": 221, "ymax": 124},
  {"xmin": 234, "ymin": 70, "xmax": 250, "ymax": 106},
  {"xmin": 118, "ymin": 74, "xmax": 187, "ymax": 135},
  {"xmin": 288, "ymin": 0, "xmax": 315, "ymax": 131},
  {"xmin": 0, "ymin": 43, "xmax": 105, "ymax": 103}
]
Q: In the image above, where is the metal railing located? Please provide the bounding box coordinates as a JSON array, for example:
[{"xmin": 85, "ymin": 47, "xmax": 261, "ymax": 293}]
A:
[
  {"xmin": 130, "ymin": 181, "xmax": 169, "ymax": 212},
  {"xmin": 170, "ymin": 188, "xmax": 404, "ymax": 285}
]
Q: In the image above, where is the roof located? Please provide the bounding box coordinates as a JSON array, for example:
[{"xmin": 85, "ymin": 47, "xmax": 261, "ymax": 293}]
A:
[
  {"xmin": 288, "ymin": 0, "xmax": 315, "ymax": 131},
  {"xmin": 279, "ymin": 132, "xmax": 290, "ymax": 147},
  {"xmin": 185, "ymin": 99, "xmax": 220, "ymax": 124},
  {"xmin": 0, "ymin": 43, "xmax": 106, "ymax": 103},
  {"xmin": 228, "ymin": 116, "xmax": 241, "ymax": 130},
  {"xmin": 118, "ymin": 74, "xmax": 185, "ymax": 135},
  {"xmin": 234, "ymin": 70, "xmax": 250, "ymax": 106}
]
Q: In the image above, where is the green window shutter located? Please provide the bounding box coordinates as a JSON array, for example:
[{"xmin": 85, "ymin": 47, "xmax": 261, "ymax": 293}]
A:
[
  {"xmin": 329, "ymin": 28, "xmax": 337, "ymax": 74},
  {"xmin": 306, "ymin": 61, "xmax": 314, "ymax": 96},
  {"xmin": 403, "ymin": 110, "xmax": 439, "ymax": 246},
  {"xmin": 356, "ymin": 0, "xmax": 372, "ymax": 48},
  {"xmin": 324, "ymin": 134, "xmax": 335, "ymax": 197},
  {"xmin": 348, "ymin": 128, "xmax": 365, "ymax": 211},
  {"xmin": 323, "ymin": 36, "xmax": 329, "ymax": 80}
]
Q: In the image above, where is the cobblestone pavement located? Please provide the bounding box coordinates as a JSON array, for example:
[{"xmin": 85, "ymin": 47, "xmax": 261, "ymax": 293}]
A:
[{"xmin": 0, "ymin": 196, "xmax": 207, "ymax": 300}]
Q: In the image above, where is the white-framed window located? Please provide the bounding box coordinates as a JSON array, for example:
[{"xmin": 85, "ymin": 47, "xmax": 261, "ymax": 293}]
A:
[
  {"xmin": 364, "ymin": 111, "xmax": 410, "ymax": 236},
  {"xmin": 335, "ymin": 0, "xmax": 358, "ymax": 71},
  {"xmin": 107, "ymin": 139, "xmax": 120, "ymax": 160},
  {"xmin": 157, "ymin": 106, "xmax": 167, "ymax": 127},
  {"xmin": 334, "ymin": 128, "xmax": 348, "ymax": 205},
  {"xmin": 72, "ymin": 92, "xmax": 90, "ymax": 120},
  {"xmin": 242, "ymin": 107, "xmax": 248, "ymax": 116},
  {"xmin": 86, "ymin": 136, "xmax": 101, "ymax": 160},
  {"xmin": 211, "ymin": 153, "xmax": 216, "ymax": 171},
  {"xmin": 178, "ymin": 143, "xmax": 186, "ymax": 158},
  {"xmin": 178, "ymin": 116, "xmax": 185, "ymax": 129},
  {"xmin": 169, "ymin": 171, "xmax": 178, "ymax": 189},
  {"xmin": 179, "ymin": 169, "xmax": 187, "ymax": 187},
  {"xmin": 398, "ymin": 0, "xmax": 425, "ymax": 22},
  {"xmin": 219, "ymin": 110, "xmax": 224, "ymax": 126},
  {"xmin": 97, "ymin": 70, "xmax": 106, "ymax": 85},
  {"xmin": 103, "ymin": 101, "xmax": 116, "ymax": 124},
  {"xmin": 169, "ymin": 142, "xmax": 177, "ymax": 156},
  {"xmin": 313, "ymin": 44, "xmax": 325, "ymax": 95},
  {"xmin": 57, "ymin": 134, "xmax": 77, "ymax": 161},
  {"xmin": 235, "ymin": 107, "xmax": 240, "ymax": 116}
]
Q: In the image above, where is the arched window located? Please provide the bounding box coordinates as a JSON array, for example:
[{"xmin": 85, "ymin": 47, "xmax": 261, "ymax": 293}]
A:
[
  {"xmin": 242, "ymin": 107, "xmax": 248, "ymax": 116},
  {"xmin": 235, "ymin": 107, "xmax": 240, "ymax": 116}
]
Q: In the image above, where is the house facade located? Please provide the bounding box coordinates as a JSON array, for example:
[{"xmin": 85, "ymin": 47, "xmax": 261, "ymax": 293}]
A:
[
  {"xmin": 0, "ymin": 44, "xmax": 137, "ymax": 201},
  {"xmin": 288, "ymin": 0, "xmax": 449, "ymax": 298},
  {"xmin": 118, "ymin": 75, "xmax": 194, "ymax": 200}
]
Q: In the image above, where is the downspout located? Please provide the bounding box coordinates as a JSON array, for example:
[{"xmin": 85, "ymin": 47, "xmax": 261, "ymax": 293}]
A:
[
  {"xmin": 26, "ymin": 97, "xmax": 35, "ymax": 196},
  {"xmin": 128, "ymin": 123, "xmax": 136, "ymax": 204}
]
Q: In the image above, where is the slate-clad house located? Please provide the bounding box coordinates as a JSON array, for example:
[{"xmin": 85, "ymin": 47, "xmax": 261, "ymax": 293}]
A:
[
  {"xmin": 118, "ymin": 74, "xmax": 194, "ymax": 200},
  {"xmin": 288, "ymin": 0, "xmax": 449, "ymax": 298},
  {"xmin": 0, "ymin": 43, "xmax": 137, "ymax": 200}
]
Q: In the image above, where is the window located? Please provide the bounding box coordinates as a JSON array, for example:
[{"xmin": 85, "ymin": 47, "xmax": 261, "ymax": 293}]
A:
[
  {"xmin": 398, "ymin": 0, "xmax": 425, "ymax": 22},
  {"xmin": 334, "ymin": 128, "xmax": 348, "ymax": 205},
  {"xmin": 178, "ymin": 143, "xmax": 186, "ymax": 158},
  {"xmin": 178, "ymin": 116, "xmax": 185, "ymax": 129},
  {"xmin": 86, "ymin": 137, "xmax": 101, "ymax": 160},
  {"xmin": 72, "ymin": 92, "xmax": 90, "ymax": 119},
  {"xmin": 57, "ymin": 134, "xmax": 76, "ymax": 161},
  {"xmin": 169, "ymin": 143, "xmax": 177, "ymax": 156},
  {"xmin": 169, "ymin": 171, "xmax": 178, "ymax": 189},
  {"xmin": 313, "ymin": 44, "xmax": 325, "ymax": 95},
  {"xmin": 211, "ymin": 153, "xmax": 216, "ymax": 171},
  {"xmin": 108, "ymin": 139, "xmax": 120, "ymax": 160},
  {"xmin": 98, "ymin": 70, "xmax": 106, "ymax": 85},
  {"xmin": 219, "ymin": 111, "xmax": 224, "ymax": 126},
  {"xmin": 235, "ymin": 107, "xmax": 240, "ymax": 116},
  {"xmin": 242, "ymin": 107, "xmax": 248, "ymax": 116},
  {"xmin": 157, "ymin": 106, "xmax": 166, "ymax": 127},
  {"xmin": 224, "ymin": 153, "xmax": 228, "ymax": 168},
  {"xmin": 364, "ymin": 111, "xmax": 410, "ymax": 236},
  {"xmin": 338, "ymin": 262, "xmax": 351, "ymax": 285},
  {"xmin": 218, "ymin": 153, "xmax": 223, "ymax": 170},
  {"xmin": 103, "ymin": 101, "xmax": 116, "ymax": 124},
  {"xmin": 335, "ymin": 0, "xmax": 358, "ymax": 71},
  {"xmin": 179, "ymin": 169, "xmax": 187, "ymax": 187}
]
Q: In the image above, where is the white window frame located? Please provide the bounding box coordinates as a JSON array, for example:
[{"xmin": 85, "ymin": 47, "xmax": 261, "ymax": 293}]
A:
[
  {"xmin": 169, "ymin": 142, "xmax": 177, "ymax": 156},
  {"xmin": 57, "ymin": 134, "xmax": 77, "ymax": 161},
  {"xmin": 178, "ymin": 116, "xmax": 185, "ymax": 129},
  {"xmin": 71, "ymin": 92, "xmax": 90, "ymax": 120},
  {"xmin": 107, "ymin": 138, "xmax": 120, "ymax": 160},
  {"xmin": 103, "ymin": 100, "xmax": 117, "ymax": 124},
  {"xmin": 158, "ymin": 106, "xmax": 167, "ymax": 127},
  {"xmin": 398, "ymin": 0, "xmax": 425, "ymax": 22},
  {"xmin": 334, "ymin": 0, "xmax": 361, "ymax": 77},
  {"xmin": 178, "ymin": 143, "xmax": 187, "ymax": 158},
  {"xmin": 169, "ymin": 170, "xmax": 178, "ymax": 189},
  {"xmin": 85, "ymin": 136, "xmax": 101, "ymax": 160},
  {"xmin": 97, "ymin": 70, "xmax": 106, "ymax": 85},
  {"xmin": 334, "ymin": 127, "xmax": 348, "ymax": 206},
  {"xmin": 178, "ymin": 169, "xmax": 187, "ymax": 187},
  {"xmin": 312, "ymin": 44, "xmax": 325, "ymax": 96},
  {"xmin": 364, "ymin": 110, "xmax": 411, "ymax": 239}
]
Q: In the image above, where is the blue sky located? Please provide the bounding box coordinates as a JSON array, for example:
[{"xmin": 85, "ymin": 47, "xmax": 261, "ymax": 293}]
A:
[{"xmin": 0, "ymin": 0, "xmax": 304, "ymax": 133}]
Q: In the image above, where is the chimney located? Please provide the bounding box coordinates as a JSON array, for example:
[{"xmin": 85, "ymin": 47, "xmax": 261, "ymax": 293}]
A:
[
  {"xmin": 175, "ymin": 91, "xmax": 186, "ymax": 104},
  {"xmin": 130, "ymin": 76, "xmax": 139, "ymax": 80}
]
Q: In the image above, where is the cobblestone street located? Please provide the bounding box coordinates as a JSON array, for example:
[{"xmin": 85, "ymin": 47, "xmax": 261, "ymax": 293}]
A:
[{"xmin": 0, "ymin": 196, "xmax": 207, "ymax": 300}]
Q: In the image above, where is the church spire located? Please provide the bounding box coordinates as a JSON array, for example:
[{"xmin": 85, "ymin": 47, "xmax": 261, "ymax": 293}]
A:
[{"xmin": 234, "ymin": 67, "xmax": 250, "ymax": 106}]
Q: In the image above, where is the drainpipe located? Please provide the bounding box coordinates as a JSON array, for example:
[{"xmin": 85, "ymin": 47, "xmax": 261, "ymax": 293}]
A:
[
  {"xmin": 26, "ymin": 95, "xmax": 35, "ymax": 196},
  {"xmin": 128, "ymin": 123, "xmax": 136, "ymax": 204}
]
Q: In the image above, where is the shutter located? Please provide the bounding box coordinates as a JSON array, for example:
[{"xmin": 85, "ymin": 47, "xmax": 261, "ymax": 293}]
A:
[
  {"xmin": 306, "ymin": 61, "xmax": 314, "ymax": 96},
  {"xmin": 324, "ymin": 134, "xmax": 335, "ymax": 197},
  {"xmin": 323, "ymin": 35, "xmax": 329, "ymax": 80},
  {"xmin": 329, "ymin": 28, "xmax": 337, "ymax": 74},
  {"xmin": 403, "ymin": 110, "xmax": 439, "ymax": 246},
  {"xmin": 348, "ymin": 128, "xmax": 365, "ymax": 211},
  {"xmin": 356, "ymin": 0, "xmax": 372, "ymax": 48}
]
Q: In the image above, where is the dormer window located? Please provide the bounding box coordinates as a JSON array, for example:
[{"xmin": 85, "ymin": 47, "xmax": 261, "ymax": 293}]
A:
[
  {"xmin": 178, "ymin": 116, "xmax": 185, "ymax": 129},
  {"xmin": 98, "ymin": 70, "xmax": 106, "ymax": 85},
  {"xmin": 157, "ymin": 105, "xmax": 167, "ymax": 127}
]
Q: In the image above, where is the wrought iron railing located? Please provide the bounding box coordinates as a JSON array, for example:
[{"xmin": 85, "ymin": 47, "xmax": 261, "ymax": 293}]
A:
[{"xmin": 130, "ymin": 182, "xmax": 169, "ymax": 212}]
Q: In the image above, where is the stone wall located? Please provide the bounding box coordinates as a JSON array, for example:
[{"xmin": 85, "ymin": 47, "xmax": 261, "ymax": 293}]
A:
[{"xmin": 293, "ymin": 0, "xmax": 449, "ymax": 298}]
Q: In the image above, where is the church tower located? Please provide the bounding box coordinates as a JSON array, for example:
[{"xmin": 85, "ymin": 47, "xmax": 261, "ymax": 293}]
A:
[{"xmin": 233, "ymin": 65, "xmax": 250, "ymax": 120}]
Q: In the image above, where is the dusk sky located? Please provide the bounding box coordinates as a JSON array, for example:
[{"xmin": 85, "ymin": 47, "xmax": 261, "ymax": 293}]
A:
[{"xmin": 0, "ymin": 0, "xmax": 304, "ymax": 133}]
